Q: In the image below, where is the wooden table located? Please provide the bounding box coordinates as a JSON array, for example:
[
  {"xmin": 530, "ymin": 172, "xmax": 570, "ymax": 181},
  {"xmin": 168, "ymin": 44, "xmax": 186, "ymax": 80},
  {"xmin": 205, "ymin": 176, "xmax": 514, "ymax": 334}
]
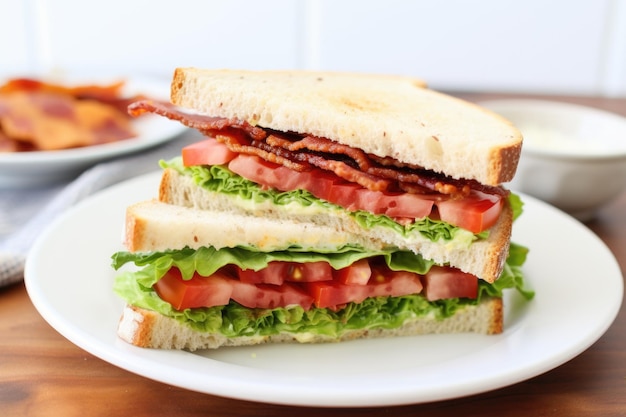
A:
[{"xmin": 1, "ymin": 94, "xmax": 625, "ymax": 417}]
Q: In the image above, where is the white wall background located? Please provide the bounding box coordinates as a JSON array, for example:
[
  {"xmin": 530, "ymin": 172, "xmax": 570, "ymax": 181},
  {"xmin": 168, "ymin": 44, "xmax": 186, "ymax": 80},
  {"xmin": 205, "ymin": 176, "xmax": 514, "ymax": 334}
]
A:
[{"xmin": 1, "ymin": 0, "xmax": 625, "ymax": 96}]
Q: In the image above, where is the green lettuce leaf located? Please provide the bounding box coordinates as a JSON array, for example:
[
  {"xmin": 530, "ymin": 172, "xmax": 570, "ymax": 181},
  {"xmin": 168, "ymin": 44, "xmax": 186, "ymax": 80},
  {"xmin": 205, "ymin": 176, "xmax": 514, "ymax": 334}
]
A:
[
  {"xmin": 112, "ymin": 245, "xmax": 436, "ymax": 286},
  {"xmin": 478, "ymin": 242, "xmax": 533, "ymax": 299},
  {"xmin": 112, "ymin": 242, "xmax": 533, "ymax": 338}
]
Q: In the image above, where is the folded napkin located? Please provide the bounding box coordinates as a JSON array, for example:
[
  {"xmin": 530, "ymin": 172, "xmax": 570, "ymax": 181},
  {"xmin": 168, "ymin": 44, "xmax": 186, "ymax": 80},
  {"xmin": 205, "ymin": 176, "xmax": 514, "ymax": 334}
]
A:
[{"xmin": 0, "ymin": 130, "xmax": 199, "ymax": 288}]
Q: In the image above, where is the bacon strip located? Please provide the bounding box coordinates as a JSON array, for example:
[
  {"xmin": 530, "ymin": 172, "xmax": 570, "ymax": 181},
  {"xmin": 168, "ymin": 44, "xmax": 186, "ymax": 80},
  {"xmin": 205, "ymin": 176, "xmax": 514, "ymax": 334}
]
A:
[
  {"xmin": 264, "ymin": 132, "xmax": 503, "ymax": 196},
  {"xmin": 128, "ymin": 100, "xmax": 506, "ymax": 197},
  {"xmin": 296, "ymin": 153, "xmax": 391, "ymax": 191},
  {"xmin": 128, "ymin": 100, "xmax": 267, "ymax": 140},
  {"xmin": 267, "ymin": 134, "xmax": 374, "ymax": 172},
  {"xmin": 220, "ymin": 131, "xmax": 308, "ymax": 171}
]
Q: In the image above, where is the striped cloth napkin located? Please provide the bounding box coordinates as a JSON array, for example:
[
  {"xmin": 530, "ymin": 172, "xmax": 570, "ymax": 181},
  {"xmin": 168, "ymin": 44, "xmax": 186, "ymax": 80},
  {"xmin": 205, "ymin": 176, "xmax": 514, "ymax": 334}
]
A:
[{"xmin": 0, "ymin": 130, "xmax": 198, "ymax": 288}]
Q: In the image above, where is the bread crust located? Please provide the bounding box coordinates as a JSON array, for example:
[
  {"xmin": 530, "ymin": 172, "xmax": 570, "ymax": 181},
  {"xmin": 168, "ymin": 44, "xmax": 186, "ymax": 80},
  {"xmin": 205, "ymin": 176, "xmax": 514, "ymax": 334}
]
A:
[
  {"xmin": 156, "ymin": 168, "xmax": 512, "ymax": 282},
  {"xmin": 170, "ymin": 68, "xmax": 522, "ymax": 185},
  {"xmin": 118, "ymin": 297, "xmax": 503, "ymax": 351}
]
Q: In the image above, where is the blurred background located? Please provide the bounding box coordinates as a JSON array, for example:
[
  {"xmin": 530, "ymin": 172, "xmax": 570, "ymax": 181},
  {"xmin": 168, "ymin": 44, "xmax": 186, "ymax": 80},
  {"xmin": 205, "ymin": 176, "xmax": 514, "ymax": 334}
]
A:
[{"xmin": 1, "ymin": 0, "xmax": 625, "ymax": 97}]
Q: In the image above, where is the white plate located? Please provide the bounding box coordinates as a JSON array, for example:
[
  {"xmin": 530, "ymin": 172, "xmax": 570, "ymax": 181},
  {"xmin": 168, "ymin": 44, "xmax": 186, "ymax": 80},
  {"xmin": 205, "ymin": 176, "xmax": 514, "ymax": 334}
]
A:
[
  {"xmin": 24, "ymin": 172, "xmax": 623, "ymax": 407},
  {"xmin": 0, "ymin": 77, "xmax": 186, "ymax": 188}
]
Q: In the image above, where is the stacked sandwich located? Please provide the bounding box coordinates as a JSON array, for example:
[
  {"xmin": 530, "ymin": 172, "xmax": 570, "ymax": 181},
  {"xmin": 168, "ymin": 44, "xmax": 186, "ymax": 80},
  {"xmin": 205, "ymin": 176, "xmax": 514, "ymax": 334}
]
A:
[{"xmin": 112, "ymin": 68, "xmax": 532, "ymax": 350}]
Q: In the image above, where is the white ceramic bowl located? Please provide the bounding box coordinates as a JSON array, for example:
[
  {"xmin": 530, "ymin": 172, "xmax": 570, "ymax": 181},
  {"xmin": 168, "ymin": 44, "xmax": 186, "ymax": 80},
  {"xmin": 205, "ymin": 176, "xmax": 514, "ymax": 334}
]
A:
[{"xmin": 479, "ymin": 99, "xmax": 626, "ymax": 221}]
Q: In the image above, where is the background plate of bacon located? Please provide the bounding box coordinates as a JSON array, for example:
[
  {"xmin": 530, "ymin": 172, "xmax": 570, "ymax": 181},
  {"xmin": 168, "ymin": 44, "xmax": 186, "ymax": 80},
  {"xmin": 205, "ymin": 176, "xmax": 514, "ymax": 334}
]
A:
[{"xmin": 0, "ymin": 75, "xmax": 187, "ymax": 188}]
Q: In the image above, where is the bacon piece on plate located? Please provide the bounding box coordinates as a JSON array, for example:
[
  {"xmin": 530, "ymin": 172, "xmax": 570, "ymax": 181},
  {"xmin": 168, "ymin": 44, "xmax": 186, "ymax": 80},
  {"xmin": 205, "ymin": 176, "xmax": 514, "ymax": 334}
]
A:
[{"xmin": 0, "ymin": 92, "xmax": 136, "ymax": 150}]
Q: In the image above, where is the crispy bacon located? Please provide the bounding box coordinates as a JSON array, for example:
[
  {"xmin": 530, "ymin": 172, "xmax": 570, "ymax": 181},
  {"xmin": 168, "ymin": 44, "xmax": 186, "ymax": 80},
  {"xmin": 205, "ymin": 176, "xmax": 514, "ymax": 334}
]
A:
[
  {"xmin": 219, "ymin": 130, "xmax": 308, "ymax": 171},
  {"xmin": 241, "ymin": 135, "xmax": 391, "ymax": 191},
  {"xmin": 0, "ymin": 92, "xmax": 136, "ymax": 150},
  {"xmin": 0, "ymin": 78, "xmax": 147, "ymax": 116},
  {"xmin": 267, "ymin": 134, "xmax": 374, "ymax": 172},
  {"xmin": 298, "ymin": 154, "xmax": 391, "ymax": 191},
  {"xmin": 128, "ymin": 100, "xmax": 506, "ymax": 197},
  {"xmin": 128, "ymin": 100, "xmax": 267, "ymax": 140},
  {"xmin": 0, "ymin": 78, "xmax": 145, "ymax": 152}
]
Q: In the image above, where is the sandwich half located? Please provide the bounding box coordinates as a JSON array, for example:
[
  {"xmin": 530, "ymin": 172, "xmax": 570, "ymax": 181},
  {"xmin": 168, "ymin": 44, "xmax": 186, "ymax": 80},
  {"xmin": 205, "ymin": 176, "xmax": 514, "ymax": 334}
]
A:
[{"xmin": 112, "ymin": 68, "xmax": 533, "ymax": 351}]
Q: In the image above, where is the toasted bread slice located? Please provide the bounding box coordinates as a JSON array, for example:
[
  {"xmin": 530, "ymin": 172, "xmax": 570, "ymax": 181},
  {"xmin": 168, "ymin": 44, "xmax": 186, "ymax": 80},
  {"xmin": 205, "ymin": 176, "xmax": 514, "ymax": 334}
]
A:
[
  {"xmin": 117, "ymin": 297, "xmax": 503, "ymax": 351},
  {"xmin": 124, "ymin": 198, "xmax": 387, "ymax": 253},
  {"xmin": 170, "ymin": 68, "xmax": 522, "ymax": 185}
]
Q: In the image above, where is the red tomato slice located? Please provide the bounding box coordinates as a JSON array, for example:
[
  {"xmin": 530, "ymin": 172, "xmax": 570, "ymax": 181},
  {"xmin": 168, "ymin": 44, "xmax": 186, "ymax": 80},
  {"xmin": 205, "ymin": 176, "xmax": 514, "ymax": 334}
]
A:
[
  {"xmin": 353, "ymin": 189, "xmax": 388, "ymax": 215},
  {"xmin": 153, "ymin": 268, "xmax": 233, "ymax": 310},
  {"xmin": 369, "ymin": 264, "xmax": 424, "ymax": 297},
  {"xmin": 335, "ymin": 258, "xmax": 371, "ymax": 285},
  {"xmin": 230, "ymin": 154, "xmax": 436, "ymax": 220},
  {"xmin": 302, "ymin": 171, "xmax": 339, "ymax": 202},
  {"xmin": 327, "ymin": 182, "xmax": 361, "ymax": 209},
  {"xmin": 155, "ymin": 261, "xmax": 478, "ymax": 311},
  {"xmin": 356, "ymin": 189, "xmax": 434, "ymax": 219},
  {"xmin": 237, "ymin": 261, "xmax": 333, "ymax": 284},
  {"xmin": 229, "ymin": 154, "xmax": 339, "ymax": 199},
  {"xmin": 423, "ymin": 265, "xmax": 478, "ymax": 301},
  {"xmin": 384, "ymin": 192, "xmax": 436, "ymax": 219},
  {"xmin": 277, "ymin": 284, "xmax": 315, "ymax": 310},
  {"xmin": 182, "ymin": 138, "xmax": 237, "ymax": 167},
  {"xmin": 237, "ymin": 262, "xmax": 288, "ymax": 285},
  {"xmin": 436, "ymin": 191, "xmax": 503, "ymax": 233},
  {"xmin": 228, "ymin": 154, "xmax": 281, "ymax": 188},
  {"xmin": 284, "ymin": 261, "xmax": 334, "ymax": 282},
  {"xmin": 230, "ymin": 281, "xmax": 314, "ymax": 310},
  {"xmin": 307, "ymin": 266, "xmax": 423, "ymax": 309},
  {"xmin": 305, "ymin": 281, "xmax": 368, "ymax": 309},
  {"xmin": 272, "ymin": 164, "xmax": 308, "ymax": 191},
  {"xmin": 372, "ymin": 271, "xmax": 423, "ymax": 298}
]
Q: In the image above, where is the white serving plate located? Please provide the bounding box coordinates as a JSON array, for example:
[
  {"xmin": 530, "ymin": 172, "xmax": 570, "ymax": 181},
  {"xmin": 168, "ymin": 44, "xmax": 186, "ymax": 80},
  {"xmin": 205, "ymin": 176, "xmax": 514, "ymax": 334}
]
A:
[{"xmin": 24, "ymin": 172, "xmax": 623, "ymax": 407}]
